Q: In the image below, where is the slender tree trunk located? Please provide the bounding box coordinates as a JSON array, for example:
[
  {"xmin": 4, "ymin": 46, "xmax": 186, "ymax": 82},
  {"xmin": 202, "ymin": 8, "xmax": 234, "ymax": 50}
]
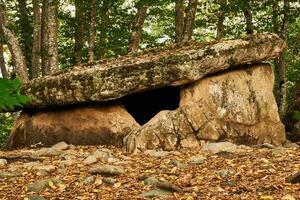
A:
[
  {"xmin": 0, "ymin": 38, "xmax": 8, "ymax": 78},
  {"xmin": 17, "ymin": 0, "xmax": 33, "ymax": 78},
  {"xmin": 216, "ymin": 0, "xmax": 226, "ymax": 40},
  {"xmin": 74, "ymin": 0, "xmax": 84, "ymax": 65},
  {"xmin": 175, "ymin": 0, "xmax": 184, "ymax": 43},
  {"xmin": 88, "ymin": 0, "xmax": 97, "ymax": 63},
  {"xmin": 47, "ymin": 0, "xmax": 59, "ymax": 73},
  {"xmin": 98, "ymin": 3, "xmax": 109, "ymax": 58},
  {"xmin": 32, "ymin": 0, "xmax": 41, "ymax": 78},
  {"xmin": 277, "ymin": 0, "xmax": 290, "ymax": 119},
  {"xmin": 182, "ymin": 0, "xmax": 198, "ymax": 42},
  {"xmin": 0, "ymin": 2, "xmax": 29, "ymax": 82},
  {"xmin": 243, "ymin": 8, "xmax": 254, "ymax": 34},
  {"xmin": 41, "ymin": 0, "xmax": 49, "ymax": 76},
  {"xmin": 128, "ymin": 3, "xmax": 148, "ymax": 53}
]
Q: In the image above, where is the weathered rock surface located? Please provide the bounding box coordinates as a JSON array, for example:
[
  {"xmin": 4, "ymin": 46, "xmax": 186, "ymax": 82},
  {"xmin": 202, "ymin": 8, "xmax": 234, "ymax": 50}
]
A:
[
  {"xmin": 6, "ymin": 104, "xmax": 139, "ymax": 149},
  {"xmin": 125, "ymin": 64, "xmax": 285, "ymax": 152},
  {"xmin": 6, "ymin": 33, "xmax": 285, "ymax": 110}
]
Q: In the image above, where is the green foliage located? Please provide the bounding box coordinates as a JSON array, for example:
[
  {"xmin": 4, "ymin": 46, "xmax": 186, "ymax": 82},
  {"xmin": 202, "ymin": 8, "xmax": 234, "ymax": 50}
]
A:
[
  {"xmin": 0, "ymin": 113, "xmax": 12, "ymax": 148},
  {"xmin": 292, "ymin": 111, "xmax": 300, "ymax": 120},
  {"xmin": 0, "ymin": 78, "xmax": 31, "ymax": 110}
]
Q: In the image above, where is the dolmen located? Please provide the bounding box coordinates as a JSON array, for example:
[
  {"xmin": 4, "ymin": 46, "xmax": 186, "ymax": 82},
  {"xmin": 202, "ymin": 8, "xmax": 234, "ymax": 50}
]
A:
[{"xmin": 4, "ymin": 33, "xmax": 287, "ymax": 152}]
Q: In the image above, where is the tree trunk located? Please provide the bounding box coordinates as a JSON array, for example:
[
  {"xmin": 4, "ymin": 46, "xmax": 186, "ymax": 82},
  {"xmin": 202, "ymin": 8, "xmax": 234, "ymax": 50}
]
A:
[
  {"xmin": 216, "ymin": 0, "xmax": 226, "ymax": 40},
  {"xmin": 175, "ymin": 0, "xmax": 184, "ymax": 43},
  {"xmin": 17, "ymin": 0, "xmax": 33, "ymax": 78},
  {"xmin": 32, "ymin": 0, "xmax": 41, "ymax": 78},
  {"xmin": 41, "ymin": 0, "xmax": 49, "ymax": 76},
  {"xmin": 47, "ymin": 0, "xmax": 59, "ymax": 74},
  {"xmin": 98, "ymin": 2, "xmax": 109, "ymax": 58},
  {"xmin": 243, "ymin": 8, "xmax": 254, "ymax": 34},
  {"xmin": 0, "ymin": 2, "xmax": 29, "ymax": 82},
  {"xmin": 128, "ymin": 3, "xmax": 148, "ymax": 53},
  {"xmin": 74, "ymin": 0, "xmax": 84, "ymax": 65},
  {"xmin": 182, "ymin": 0, "xmax": 198, "ymax": 42},
  {"xmin": 0, "ymin": 37, "xmax": 8, "ymax": 78},
  {"xmin": 277, "ymin": 0, "xmax": 290, "ymax": 119},
  {"xmin": 88, "ymin": 0, "xmax": 97, "ymax": 63}
]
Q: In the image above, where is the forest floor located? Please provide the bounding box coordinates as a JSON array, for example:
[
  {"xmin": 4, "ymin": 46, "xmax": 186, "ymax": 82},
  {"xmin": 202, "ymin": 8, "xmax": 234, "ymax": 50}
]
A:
[{"xmin": 0, "ymin": 142, "xmax": 300, "ymax": 200}]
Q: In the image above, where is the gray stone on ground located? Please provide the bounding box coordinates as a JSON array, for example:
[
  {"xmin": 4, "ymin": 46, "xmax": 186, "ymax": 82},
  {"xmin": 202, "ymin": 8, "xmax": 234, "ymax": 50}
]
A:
[
  {"xmin": 88, "ymin": 165, "xmax": 125, "ymax": 176},
  {"xmin": 34, "ymin": 148, "xmax": 63, "ymax": 157},
  {"xmin": 0, "ymin": 171, "xmax": 22, "ymax": 178},
  {"xmin": 169, "ymin": 160, "xmax": 187, "ymax": 168},
  {"xmin": 102, "ymin": 177, "xmax": 116, "ymax": 185},
  {"xmin": 93, "ymin": 149, "xmax": 112, "ymax": 161},
  {"xmin": 0, "ymin": 159, "xmax": 8, "ymax": 166},
  {"xmin": 144, "ymin": 150, "xmax": 170, "ymax": 157},
  {"xmin": 143, "ymin": 177, "xmax": 158, "ymax": 185},
  {"xmin": 25, "ymin": 195, "xmax": 46, "ymax": 200},
  {"xmin": 82, "ymin": 176, "xmax": 95, "ymax": 185},
  {"xmin": 27, "ymin": 178, "xmax": 63, "ymax": 192},
  {"xmin": 139, "ymin": 189, "xmax": 173, "ymax": 198},
  {"xmin": 216, "ymin": 170, "xmax": 234, "ymax": 178},
  {"xmin": 202, "ymin": 142, "xmax": 238, "ymax": 154},
  {"xmin": 83, "ymin": 155, "xmax": 98, "ymax": 165},
  {"xmin": 189, "ymin": 156, "xmax": 207, "ymax": 165},
  {"xmin": 52, "ymin": 142, "xmax": 69, "ymax": 150},
  {"xmin": 23, "ymin": 161, "xmax": 41, "ymax": 169},
  {"xmin": 34, "ymin": 165, "xmax": 56, "ymax": 173}
]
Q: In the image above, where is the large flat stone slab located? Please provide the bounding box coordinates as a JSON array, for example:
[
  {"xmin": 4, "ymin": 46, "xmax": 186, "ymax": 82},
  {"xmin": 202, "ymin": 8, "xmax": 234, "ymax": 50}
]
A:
[{"xmin": 11, "ymin": 33, "xmax": 285, "ymax": 110}]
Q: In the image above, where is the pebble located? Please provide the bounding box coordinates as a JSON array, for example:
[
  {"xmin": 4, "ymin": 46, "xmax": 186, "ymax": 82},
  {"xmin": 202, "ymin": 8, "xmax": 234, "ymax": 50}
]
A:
[
  {"xmin": 0, "ymin": 159, "xmax": 7, "ymax": 166},
  {"xmin": 102, "ymin": 177, "xmax": 116, "ymax": 185},
  {"xmin": 139, "ymin": 189, "xmax": 173, "ymax": 198},
  {"xmin": 202, "ymin": 142, "xmax": 238, "ymax": 154},
  {"xmin": 82, "ymin": 176, "xmax": 95, "ymax": 185},
  {"xmin": 83, "ymin": 155, "xmax": 98, "ymax": 165},
  {"xmin": 88, "ymin": 165, "xmax": 125, "ymax": 176},
  {"xmin": 27, "ymin": 178, "xmax": 63, "ymax": 192},
  {"xmin": 24, "ymin": 195, "xmax": 46, "ymax": 200},
  {"xmin": 34, "ymin": 148, "xmax": 63, "ymax": 157},
  {"xmin": 144, "ymin": 150, "xmax": 170, "ymax": 157},
  {"xmin": 51, "ymin": 142, "xmax": 69, "ymax": 150},
  {"xmin": 189, "ymin": 156, "xmax": 207, "ymax": 165}
]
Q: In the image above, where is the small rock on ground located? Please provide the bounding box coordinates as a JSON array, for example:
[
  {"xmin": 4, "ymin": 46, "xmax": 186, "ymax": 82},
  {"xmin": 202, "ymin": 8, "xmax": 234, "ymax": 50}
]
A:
[
  {"xmin": 202, "ymin": 142, "xmax": 238, "ymax": 154},
  {"xmin": 139, "ymin": 189, "xmax": 173, "ymax": 198},
  {"xmin": 34, "ymin": 148, "xmax": 63, "ymax": 157},
  {"xmin": 189, "ymin": 156, "xmax": 207, "ymax": 165},
  {"xmin": 83, "ymin": 155, "xmax": 98, "ymax": 165},
  {"xmin": 0, "ymin": 159, "xmax": 7, "ymax": 166},
  {"xmin": 88, "ymin": 165, "xmax": 124, "ymax": 176},
  {"xmin": 82, "ymin": 176, "xmax": 95, "ymax": 185},
  {"xmin": 51, "ymin": 142, "xmax": 69, "ymax": 150},
  {"xmin": 27, "ymin": 178, "xmax": 63, "ymax": 192},
  {"xmin": 144, "ymin": 150, "xmax": 170, "ymax": 157},
  {"xmin": 25, "ymin": 195, "xmax": 46, "ymax": 200},
  {"xmin": 102, "ymin": 177, "xmax": 116, "ymax": 185}
]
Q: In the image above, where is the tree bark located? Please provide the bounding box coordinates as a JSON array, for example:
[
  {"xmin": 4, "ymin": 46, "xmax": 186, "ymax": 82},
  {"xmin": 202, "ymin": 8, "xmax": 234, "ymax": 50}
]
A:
[
  {"xmin": 243, "ymin": 8, "xmax": 254, "ymax": 34},
  {"xmin": 277, "ymin": 0, "xmax": 290, "ymax": 119},
  {"xmin": 0, "ymin": 37, "xmax": 8, "ymax": 78},
  {"xmin": 17, "ymin": 0, "xmax": 33, "ymax": 78},
  {"xmin": 175, "ymin": 0, "xmax": 184, "ymax": 43},
  {"xmin": 128, "ymin": 3, "xmax": 148, "ymax": 53},
  {"xmin": 12, "ymin": 34, "xmax": 286, "ymax": 110},
  {"xmin": 98, "ymin": 2, "xmax": 109, "ymax": 58},
  {"xmin": 41, "ymin": 0, "xmax": 49, "ymax": 76},
  {"xmin": 216, "ymin": 0, "xmax": 226, "ymax": 40},
  {"xmin": 182, "ymin": 0, "xmax": 198, "ymax": 42},
  {"xmin": 74, "ymin": 0, "xmax": 84, "ymax": 65},
  {"xmin": 32, "ymin": 0, "xmax": 41, "ymax": 78},
  {"xmin": 88, "ymin": 0, "xmax": 97, "ymax": 63},
  {"xmin": 0, "ymin": 2, "xmax": 29, "ymax": 82},
  {"xmin": 47, "ymin": 0, "xmax": 59, "ymax": 74}
]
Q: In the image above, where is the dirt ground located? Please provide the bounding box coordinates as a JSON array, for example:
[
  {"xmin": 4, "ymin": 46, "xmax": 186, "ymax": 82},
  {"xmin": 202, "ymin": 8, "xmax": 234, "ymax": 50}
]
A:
[{"xmin": 0, "ymin": 143, "xmax": 299, "ymax": 200}]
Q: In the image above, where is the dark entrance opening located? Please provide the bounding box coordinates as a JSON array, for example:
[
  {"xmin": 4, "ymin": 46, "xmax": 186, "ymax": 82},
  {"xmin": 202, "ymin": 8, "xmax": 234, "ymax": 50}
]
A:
[{"xmin": 122, "ymin": 86, "xmax": 180, "ymax": 125}]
